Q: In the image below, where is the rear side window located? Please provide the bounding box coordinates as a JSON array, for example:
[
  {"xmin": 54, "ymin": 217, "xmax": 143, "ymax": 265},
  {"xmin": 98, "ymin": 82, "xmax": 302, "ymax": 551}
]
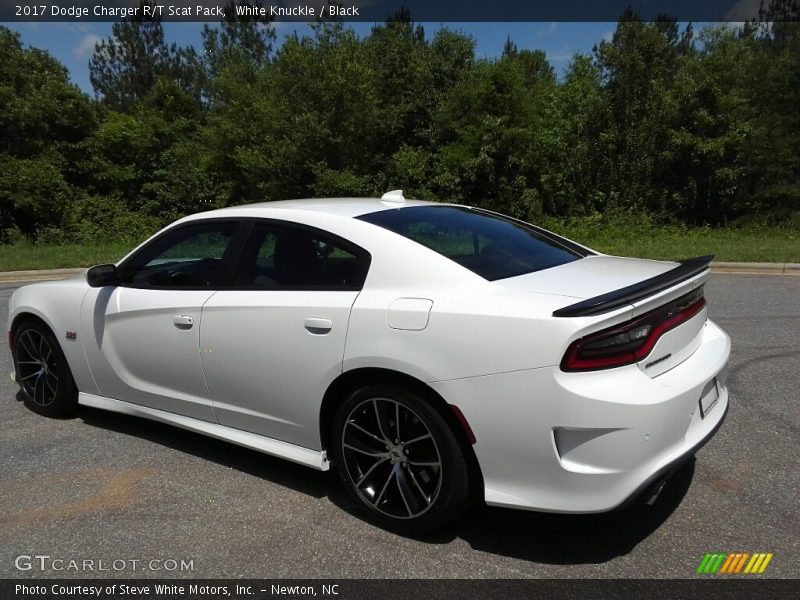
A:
[
  {"xmin": 358, "ymin": 206, "xmax": 584, "ymax": 280},
  {"xmin": 234, "ymin": 223, "xmax": 370, "ymax": 290}
]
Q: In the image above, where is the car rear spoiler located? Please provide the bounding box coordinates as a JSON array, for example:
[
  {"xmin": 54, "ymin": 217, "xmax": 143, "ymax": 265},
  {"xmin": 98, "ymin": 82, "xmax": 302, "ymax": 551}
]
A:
[{"xmin": 552, "ymin": 255, "xmax": 714, "ymax": 317}]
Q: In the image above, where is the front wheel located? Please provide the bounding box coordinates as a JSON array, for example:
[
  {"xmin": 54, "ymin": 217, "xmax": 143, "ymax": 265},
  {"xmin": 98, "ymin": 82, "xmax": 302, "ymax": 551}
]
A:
[
  {"xmin": 331, "ymin": 385, "xmax": 471, "ymax": 535},
  {"xmin": 13, "ymin": 320, "xmax": 77, "ymax": 417}
]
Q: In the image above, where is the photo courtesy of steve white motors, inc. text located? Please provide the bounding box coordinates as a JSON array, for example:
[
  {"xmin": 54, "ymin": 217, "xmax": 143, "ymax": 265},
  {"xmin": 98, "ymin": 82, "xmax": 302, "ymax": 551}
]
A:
[
  {"xmin": 13, "ymin": 2, "xmax": 360, "ymax": 19},
  {"xmin": 15, "ymin": 584, "xmax": 340, "ymax": 597}
]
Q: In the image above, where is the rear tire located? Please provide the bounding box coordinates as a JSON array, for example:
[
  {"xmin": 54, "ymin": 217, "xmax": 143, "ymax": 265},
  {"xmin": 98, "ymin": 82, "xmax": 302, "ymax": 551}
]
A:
[
  {"xmin": 331, "ymin": 384, "xmax": 471, "ymax": 535},
  {"xmin": 13, "ymin": 320, "xmax": 77, "ymax": 417}
]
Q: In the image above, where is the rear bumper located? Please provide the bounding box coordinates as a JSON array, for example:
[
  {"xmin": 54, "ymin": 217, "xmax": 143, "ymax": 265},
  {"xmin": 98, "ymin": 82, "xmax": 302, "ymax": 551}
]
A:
[
  {"xmin": 616, "ymin": 397, "xmax": 729, "ymax": 509},
  {"xmin": 431, "ymin": 318, "xmax": 731, "ymax": 513}
]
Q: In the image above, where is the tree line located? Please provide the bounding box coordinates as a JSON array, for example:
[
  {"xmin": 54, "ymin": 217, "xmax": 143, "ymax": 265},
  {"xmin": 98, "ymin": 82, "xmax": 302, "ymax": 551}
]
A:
[{"xmin": 1, "ymin": 1, "xmax": 798, "ymax": 246}]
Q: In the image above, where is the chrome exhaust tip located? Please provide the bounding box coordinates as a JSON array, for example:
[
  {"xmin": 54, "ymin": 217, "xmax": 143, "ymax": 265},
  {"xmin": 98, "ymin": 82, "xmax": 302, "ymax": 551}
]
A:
[{"xmin": 645, "ymin": 479, "xmax": 668, "ymax": 506}]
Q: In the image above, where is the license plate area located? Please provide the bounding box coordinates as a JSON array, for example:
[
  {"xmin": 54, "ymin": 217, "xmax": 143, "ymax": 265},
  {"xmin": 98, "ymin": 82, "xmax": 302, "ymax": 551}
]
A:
[{"xmin": 699, "ymin": 378, "xmax": 719, "ymax": 419}]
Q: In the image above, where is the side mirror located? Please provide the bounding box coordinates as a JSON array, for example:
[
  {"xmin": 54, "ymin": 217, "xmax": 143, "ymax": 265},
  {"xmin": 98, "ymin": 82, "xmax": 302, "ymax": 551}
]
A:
[{"xmin": 86, "ymin": 264, "xmax": 118, "ymax": 288}]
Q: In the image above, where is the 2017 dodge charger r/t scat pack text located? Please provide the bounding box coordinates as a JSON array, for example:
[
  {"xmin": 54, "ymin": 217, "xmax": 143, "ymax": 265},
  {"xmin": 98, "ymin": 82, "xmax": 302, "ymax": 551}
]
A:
[{"xmin": 8, "ymin": 192, "xmax": 730, "ymax": 534}]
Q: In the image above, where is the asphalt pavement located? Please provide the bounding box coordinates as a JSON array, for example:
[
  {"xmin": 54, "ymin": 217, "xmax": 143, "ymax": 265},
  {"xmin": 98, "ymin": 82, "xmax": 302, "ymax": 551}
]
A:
[{"xmin": 0, "ymin": 274, "xmax": 798, "ymax": 579}]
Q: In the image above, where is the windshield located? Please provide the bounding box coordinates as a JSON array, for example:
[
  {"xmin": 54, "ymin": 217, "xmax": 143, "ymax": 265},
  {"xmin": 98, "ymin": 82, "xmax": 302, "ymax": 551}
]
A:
[{"xmin": 357, "ymin": 205, "xmax": 586, "ymax": 281}]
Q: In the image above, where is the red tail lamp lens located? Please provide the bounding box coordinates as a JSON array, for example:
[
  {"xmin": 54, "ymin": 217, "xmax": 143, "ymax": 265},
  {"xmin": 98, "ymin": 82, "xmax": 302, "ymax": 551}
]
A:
[{"xmin": 561, "ymin": 287, "xmax": 706, "ymax": 372}]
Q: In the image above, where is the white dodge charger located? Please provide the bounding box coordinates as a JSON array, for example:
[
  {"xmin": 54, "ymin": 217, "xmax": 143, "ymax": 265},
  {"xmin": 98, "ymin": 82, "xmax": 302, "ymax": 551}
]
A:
[{"xmin": 8, "ymin": 192, "xmax": 730, "ymax": 534}]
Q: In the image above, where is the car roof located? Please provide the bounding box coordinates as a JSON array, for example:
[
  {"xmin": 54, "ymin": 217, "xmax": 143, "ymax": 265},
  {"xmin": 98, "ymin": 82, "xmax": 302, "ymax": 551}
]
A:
[{"xmin": 195, "ymin": 197, "xmax": 441, "ymax": 220}]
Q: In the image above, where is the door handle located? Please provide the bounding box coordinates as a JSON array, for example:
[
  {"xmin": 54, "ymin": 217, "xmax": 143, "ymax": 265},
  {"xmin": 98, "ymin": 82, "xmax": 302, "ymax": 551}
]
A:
[
  {"xmin": 304, "ymin": 318, "xmax": 332, "ymax": 334},
  {"xmin": 173, "ymin": 315, "xmax": 194, "ymax": 329}
]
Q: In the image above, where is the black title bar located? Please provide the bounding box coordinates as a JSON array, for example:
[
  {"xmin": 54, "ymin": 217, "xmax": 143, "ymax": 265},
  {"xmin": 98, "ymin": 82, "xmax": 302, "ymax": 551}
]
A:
[
  {"xmin": 2, "ymin": 0, "xmax": 787, "ymax": 22},
  {"xmin": 3, "ymin": 579, "xmax": 800, "ymax": 600}
]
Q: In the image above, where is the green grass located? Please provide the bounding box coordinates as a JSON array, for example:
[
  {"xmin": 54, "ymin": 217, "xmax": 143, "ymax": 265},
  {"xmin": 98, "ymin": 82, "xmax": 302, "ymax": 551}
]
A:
[
  {"xmin": 1, "ymin": 222, "xmax": 798, "ymax": 271},
  {"xmin": 0, "ymin": 243, "xmax": 134, "ymax": 272},
  {"xmin": 542, "ymin": 215, "xmax": 800, "ymax": 263},
  {"xmin": 557, "ymin": 227, "xmax": 800, "ymax": 263}
]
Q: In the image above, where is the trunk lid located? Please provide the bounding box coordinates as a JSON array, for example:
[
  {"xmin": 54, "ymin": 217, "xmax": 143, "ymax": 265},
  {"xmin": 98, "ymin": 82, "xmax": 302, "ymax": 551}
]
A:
[
  {"xmin": 496, "ymin": 255, "xmax": 710, "ymax": 377},
  {"xmin": 494, "ymin": 255, "xmax": 678, "ymax": 299}
]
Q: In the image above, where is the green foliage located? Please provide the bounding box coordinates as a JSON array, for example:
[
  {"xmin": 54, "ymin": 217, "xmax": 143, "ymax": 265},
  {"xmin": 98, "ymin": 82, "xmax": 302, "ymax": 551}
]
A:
[
  {"xmin": 89, "ymin": 2, "xmax": 202, "ymax": 112},
  {"xmin": 2, "ymin": 1, "xmax": 800, "ymax": 253},
  {"xmin": 202, "ymin": 0, "xmax": 276, "ymax": 91},
  {"xmin": 1, "ymin": 155, "xmax": 73, "ymax": 239},
  {"xmin": 540, "ymin": 54, "xmax": 608, "ymax": 216},
  {"xmin": 594, "ymin": 13, "xmax": 694, "ymax": 215},
  {"xmin": 433, "ymin": 53, "xmax": 553, "ymax": 219},
  {"xmin": 62, "ymin": 194, "xmax": 164, "ymax": 244},
  {"xmin": 738, "ymin": 2, "xmax": 800, "ymax": 219},
  {"xmin": 0, "ymin": 27, "xmax": 99, "ymax": 241}
]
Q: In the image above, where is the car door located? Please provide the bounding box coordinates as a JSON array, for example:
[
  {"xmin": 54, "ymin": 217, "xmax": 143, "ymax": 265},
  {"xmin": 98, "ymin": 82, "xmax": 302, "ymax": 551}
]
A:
[
  {"xmin": 80, "ymin": 220, "xmax": 243, "ymax": 421},
  {"xmin": 199, "ymin": 221, "xmax": 371, "ymax": 450}
]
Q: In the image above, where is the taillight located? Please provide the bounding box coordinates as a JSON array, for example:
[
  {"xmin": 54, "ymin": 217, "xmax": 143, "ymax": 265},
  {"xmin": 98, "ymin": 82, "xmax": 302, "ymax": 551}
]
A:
[{"xmin": 561, "ymin": 287, "xmax": 706, "ymax": 372}]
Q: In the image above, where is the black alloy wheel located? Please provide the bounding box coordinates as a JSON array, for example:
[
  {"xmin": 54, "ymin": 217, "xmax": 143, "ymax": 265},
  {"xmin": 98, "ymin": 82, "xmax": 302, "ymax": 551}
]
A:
[
  {"xmin": 13, "ymin": 321, "xmax": 77, "ymax": 417},
  {"xmin": 331, "ymin": 385, "xmax": 471, "ymax": 535}
]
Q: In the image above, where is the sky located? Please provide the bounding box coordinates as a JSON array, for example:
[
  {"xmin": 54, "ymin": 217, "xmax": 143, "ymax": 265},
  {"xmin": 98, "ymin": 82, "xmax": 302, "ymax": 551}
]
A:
[{"xmin": 5, "ymin": 21, "xmax": 618, "ymax": 94}]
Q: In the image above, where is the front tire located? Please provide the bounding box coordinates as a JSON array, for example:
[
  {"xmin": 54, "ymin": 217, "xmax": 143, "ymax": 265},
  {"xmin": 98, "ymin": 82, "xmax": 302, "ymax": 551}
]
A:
[
  {"xmin": 13, "ymin": 320, "xmax": 77, "ymax": 417},
  {"xmin": 331, "ymin": 385, "xmax": 471, "ymax": 535}
]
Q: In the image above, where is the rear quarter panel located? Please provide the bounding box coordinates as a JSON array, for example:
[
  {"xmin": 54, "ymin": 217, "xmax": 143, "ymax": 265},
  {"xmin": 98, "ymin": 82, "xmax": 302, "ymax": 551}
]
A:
[
  {"xmin": 347, "ymin": 285, "xmax": 639, "ymax": 382},
  {"xmin": 325, "ymin": 217, "xmax": 643, "ymax": 382}
]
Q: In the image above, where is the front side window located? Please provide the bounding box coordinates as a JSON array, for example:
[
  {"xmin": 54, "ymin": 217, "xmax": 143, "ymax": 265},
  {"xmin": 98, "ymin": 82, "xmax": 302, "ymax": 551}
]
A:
[
  {"xmin": 358, "ymin": 205, "xmax": 584, "ymax": 280},
  {"xmin": 234, "ymin": 223, "xmax": 370, "ymax": 290},
  {"xmin": 118, "ymin": 222, "xmax": 237, "ymax": 288}
]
